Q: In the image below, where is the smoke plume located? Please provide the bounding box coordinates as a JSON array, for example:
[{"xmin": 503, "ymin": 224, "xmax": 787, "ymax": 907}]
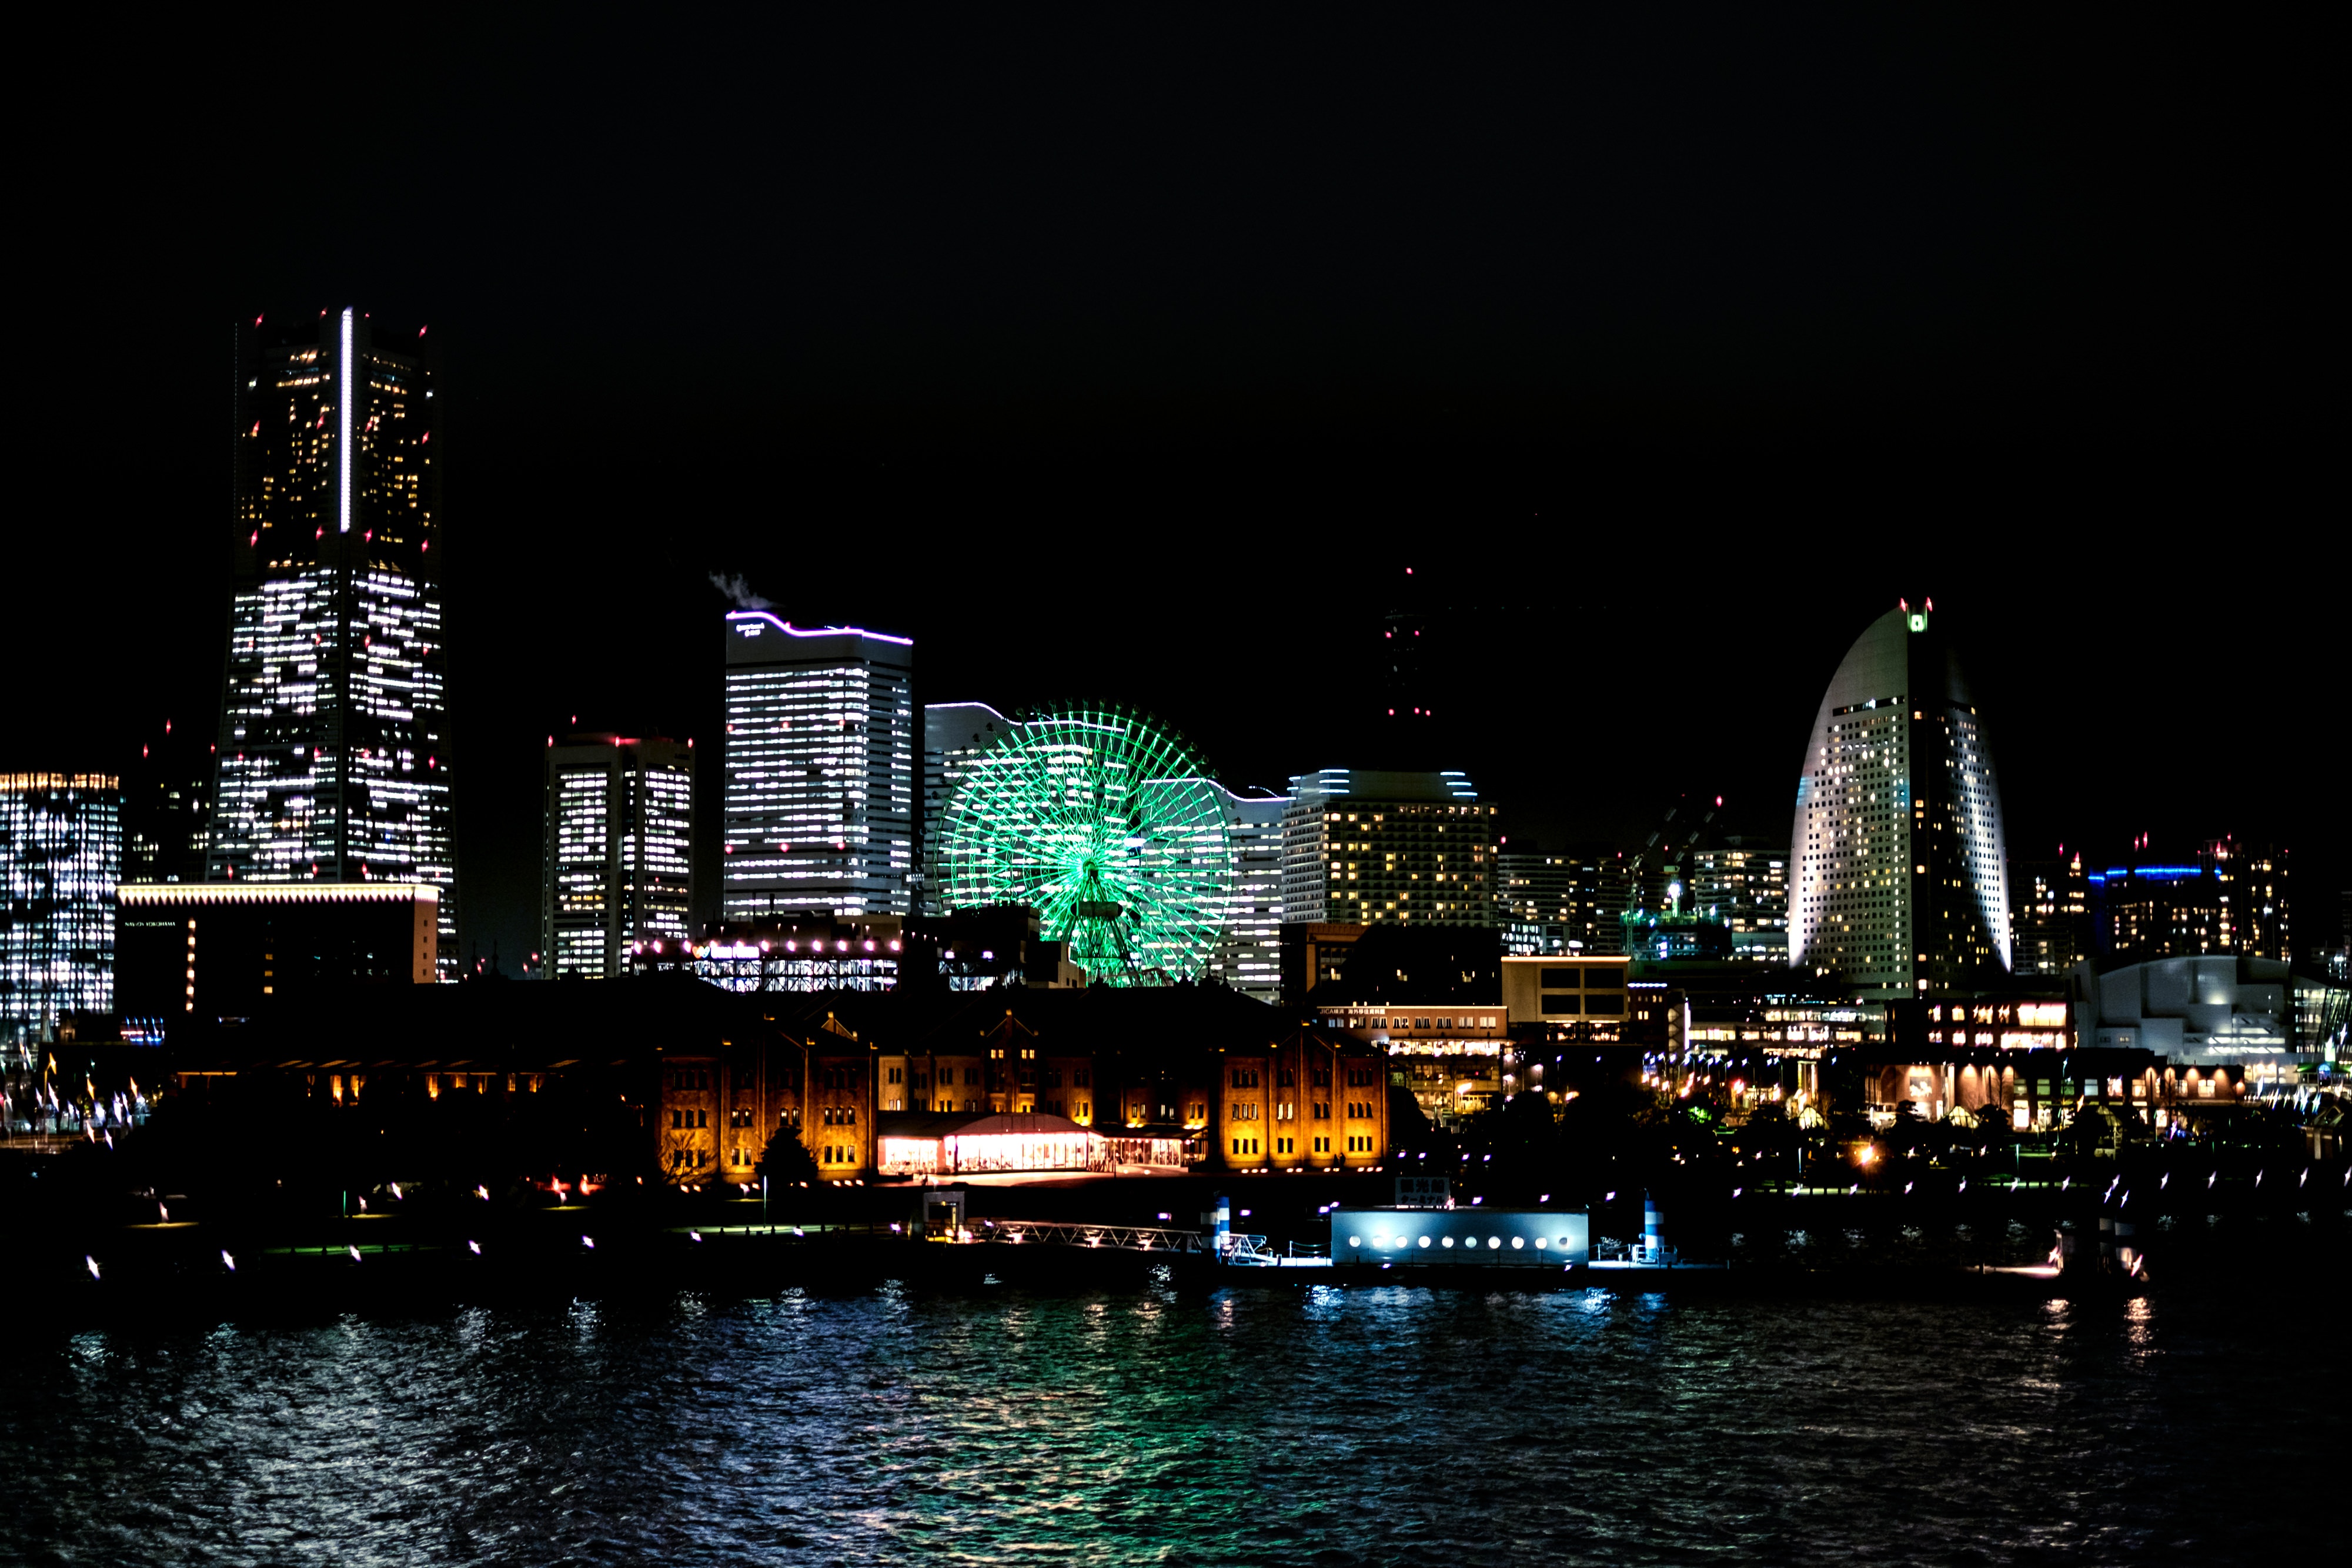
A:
[{"xmin": 709, "ymin": 572, "xmax": 771, "ymax": 610}]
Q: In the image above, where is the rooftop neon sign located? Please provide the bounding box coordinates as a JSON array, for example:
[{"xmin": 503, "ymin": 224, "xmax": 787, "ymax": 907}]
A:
[{"xmin": 726, "ymin": 610, "xmax": 911, "ymax": 646}]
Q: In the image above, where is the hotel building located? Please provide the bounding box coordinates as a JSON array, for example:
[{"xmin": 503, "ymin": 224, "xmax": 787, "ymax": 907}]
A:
[
  {"xmin": 1, "ymin": 775, "xmax": 119, "ymax": 1047},
  {"xmin": 1279, "ymin": 770, "xmax": 1497, "ymax": 928},
  {"xmin": 542, "ymin": 735, "xmax": 696, "ymax": 979},
  {"xmin": 1788, "ymin": 603, "xmax": 2010, "ymax": 999},
  {"xmin": 722, "ymin": 615, "xmax": 915, "ymax": 921},
  {"xmin": 205, "ymin": 308, "xmax": 457, "ymax": 974}
]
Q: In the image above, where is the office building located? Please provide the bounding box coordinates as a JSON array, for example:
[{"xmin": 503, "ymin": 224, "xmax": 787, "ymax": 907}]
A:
[
  {"xmin": 1211, "ymin": 786, "xmax": 1288, "ymax": 1003},
  {"xmin": 1280, "ymin": 770, "xmax": 1496, "ymax": 927},
  {"xmin": 722, "ymin": 614, "xmax": 915, "ymax": 921},
  {"xmin": 1, "ymin": 775, "xmax": 119, "ymax": 1047},
  {"xmin": 542, "ymin": 734, "xmax": 695, "ymax": 979},
  {"xmin": 205, "ymin": 308, "xmax": 457, "ymax": 975},
  {"xmin": 2011, "ymin": 853, "xmax": 2092, "ymax": 977},
  {"xmin": 2092, "ymin": 839, "xmax": 2291, "ymax": 962},
  {"xmin": 1788, "ymin": 603, "xmax": 2010, "ymax": 999},
  {"xmin": 116, "ymin": 881, "xmax": 436, "ymax": 1026}
]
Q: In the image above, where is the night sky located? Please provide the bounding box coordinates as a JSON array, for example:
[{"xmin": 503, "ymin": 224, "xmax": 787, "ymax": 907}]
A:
[{"xmin": 13, "ymin": 14, "xmax": 2339, "ymax": 967}]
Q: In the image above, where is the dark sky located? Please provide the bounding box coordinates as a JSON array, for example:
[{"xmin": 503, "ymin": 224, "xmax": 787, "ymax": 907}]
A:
[{"xmin": 12, "ymin": 13, "xmax": 2341, "ymax": 966}]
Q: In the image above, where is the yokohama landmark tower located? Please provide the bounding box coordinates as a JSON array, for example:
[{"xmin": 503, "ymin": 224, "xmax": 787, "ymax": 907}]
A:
[
  {"xmin": 205, "ymin": 309, "xmax": 457, "ymax": 974},
  {"xmin": 1788, "ymin": 603, "xmax": 2009, "ymax": 999}
]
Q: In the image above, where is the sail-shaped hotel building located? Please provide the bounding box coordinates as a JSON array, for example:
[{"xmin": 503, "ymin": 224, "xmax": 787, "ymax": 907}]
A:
[{"xmin": 1788, "ymin": 604, "xmax": 2010, "ymax": 999}]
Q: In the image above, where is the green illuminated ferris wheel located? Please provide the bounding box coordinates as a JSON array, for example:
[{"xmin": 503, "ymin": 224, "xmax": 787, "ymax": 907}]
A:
[{"xmin": 934, "ymin": 706, "xmax": 1234, "ymax": 985}]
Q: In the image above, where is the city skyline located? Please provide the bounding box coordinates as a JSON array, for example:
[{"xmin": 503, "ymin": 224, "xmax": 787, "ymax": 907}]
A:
[{"xmin": 10, "ymin": 17, "xmax": 2341, "ymax": 976}]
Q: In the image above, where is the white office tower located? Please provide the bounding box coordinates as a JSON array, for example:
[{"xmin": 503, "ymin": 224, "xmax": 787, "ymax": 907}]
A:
[
  {"xmin": 208, "ymin": 308, "xmax": 456, "ymax": 974},
  {"xmin": 1211, "ymin": 786, "xmax": 1288, "ymax": 1001},
  {"xmin": 542, "ymin": 735, "xmax": 695, "ymax": 978},
  {"xmin": 918, "ymin": 701, "xmax": 1015, "ymax": 916},
  {"xmin": 1788, "ymin": 603, "xmax": 2009, "ymax": 999},
  {"xmin": 723, "ymin": 614, "xmax": 915, "ymax": 920}
]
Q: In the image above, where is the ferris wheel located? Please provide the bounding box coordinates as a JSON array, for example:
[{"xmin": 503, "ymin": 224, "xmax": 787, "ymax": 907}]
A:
[{"xmin": 933, "ymin": 705, "xmax": 1234, "ymax": 984}]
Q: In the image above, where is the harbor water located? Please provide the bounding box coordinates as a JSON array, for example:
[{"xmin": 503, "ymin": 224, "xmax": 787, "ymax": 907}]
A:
[{"xmin": 0, "ymin": 1255, "xmax": 2336, "ymax": 1566}]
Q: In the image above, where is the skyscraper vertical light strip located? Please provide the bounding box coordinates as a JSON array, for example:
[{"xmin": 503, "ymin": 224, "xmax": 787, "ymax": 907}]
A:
[{"xmin": 338, "ymin": 307, "xmax": 354, "ymax": 533}]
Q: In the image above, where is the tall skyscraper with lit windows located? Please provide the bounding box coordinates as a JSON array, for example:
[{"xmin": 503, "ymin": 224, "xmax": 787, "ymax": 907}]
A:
[
  {"xmin": 542, "ymin": 735, "xmax": 696, "ymax": 978},
  {"xmin": 205, "ymin": 308, "xmax": 457, "ymax": 975},
  {"xmin": 1788, "ymin": 603, "xmax": 2009, "ymax": 999},
  {"xmin": 722, "ymin": 614, "xmax": 914, "ymax": 920}
]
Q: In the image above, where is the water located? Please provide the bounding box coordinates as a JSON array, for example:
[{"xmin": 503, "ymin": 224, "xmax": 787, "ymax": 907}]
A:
[{"xmin": 0, "ymin": 1275, "xmax": 2331, "ymax": 1566}]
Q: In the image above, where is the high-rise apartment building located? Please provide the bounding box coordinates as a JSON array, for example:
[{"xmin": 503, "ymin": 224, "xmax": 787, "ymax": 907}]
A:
[
  {"xmin": 1210, "ymin": 787, "xmax": 1288, "ymax": 1002},
  {"xmin": 722, "ymin": 614, "xmax": 914, "ymax": 921},
  {"xmin": 2092, "ymin": 838, "xmax": 2290, "ymax": 962},
  {"xmin": 1280, "ymin": 770, "xmax": 1497, "ymax": 927},
  {"xmin": 917, "ymin": 701, "xmax": 1014, "ymax": 916},
  {"xmin": 2010, "ymin": 853, "xmax": 2091, "ymax": 977},
  {"xmin": 1683, "ymin": 842, "xmax": 1789, "ymax": 964},
  {"xmin": 1, "ymin": 775, "xmax": 119, "ymax": 1047},
  {"xmin": 205, "ymin": 309, "xmax": 456, "ymax": 975},
  {"xmin": 542, "ymin": 735, "xmax": 696, "ymax": 979},
  {"xmin": 1788, "ymin": 603, "xmax": 2010, "ymax": 999}
]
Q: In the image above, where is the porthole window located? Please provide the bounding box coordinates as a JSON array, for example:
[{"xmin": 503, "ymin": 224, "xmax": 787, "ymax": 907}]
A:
[
  {"xmin": 1348, "ymin": 1235, "xmax": 1362, "ymax": 1248},
  {"xmin": 1441, "ymin": 1236, "xmax": 1456, "ymax": 1248},
  {"xmin": 1487, "ymin": 1236, "xmax": 1502, "ymax": 1249},
  {"xmin": 1417, "ymin": 1235, "xmax": 1431, "ymax": 1248},
  {"xmin": 1511, "ymin": 1237, "xmax": 1525, "ymax": 1249},
  {"xmin": 1533, "ymin": 1237, "xmax": 1548, "ymax": 1250}
]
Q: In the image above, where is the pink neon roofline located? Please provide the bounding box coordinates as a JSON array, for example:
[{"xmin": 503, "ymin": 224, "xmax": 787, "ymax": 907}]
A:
[{"xmin": 726, "ymin": 610, "xmax": 912, "ymax": 646}]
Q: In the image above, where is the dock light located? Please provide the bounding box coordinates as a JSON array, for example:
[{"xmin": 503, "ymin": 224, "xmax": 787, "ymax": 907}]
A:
[
  {"xmin": 348, "ymin": 1246, "xmax": 362, "ymax": 1261},
  {"xmin": 389, "ymin": 1183, "xmax": 403, "ymax": 1200},
  {"xmin": 159, "ymin": 1203, "xmax": 169, "ymax": 1222},
  {"xmin": 2255, "ymin": 1171, "xmax": 2264, "ymax": 1188},
  {"xmin": 85, "ymin": 1256, "xmax": 100, "ymax": 1280},
  {"xmin": 2207, "ymin": 1172, "xmax": 2216, "ymax": 1188},
  {"xmin": 2300, "ymin": 1168, "xmax": 2308, "ymax": 1188},
  {"xmin": 690, "ymin": 1231, "xmax": 703, "ymax": 1242},
  {"xmin": 1957, "ymin": 1179, "xmax": 1967, "ymax": 1193},
  {"xmin": 221, "ymin": 1251, "xmax": 235, "ymax": 1271},
  {"xmin": 467, "ymin": 1241, "xmax": 480, "ymax": 1255},
  {"xmin": 476, "ymin": 1186, "xmax": 489, "ymax": 1200},
  {"xmin": 1732, "ymin": 1188, "xmax": 1742, "ymax": 1198},
  {"xmin": 1606, "ymin": 1191, "xmax": 1616, "ymax": 1201},
  {"xmin": 1849, "ymin": 1183, "xmax": 1859, "ymax": 1195},
  {"xmin": 581, "ymin": 1235, "xmax": 597, "ymax": 1250},
  {"xmin": 1904, "ymin": 1182, "xmax": 1913, "ymax": 1194}
]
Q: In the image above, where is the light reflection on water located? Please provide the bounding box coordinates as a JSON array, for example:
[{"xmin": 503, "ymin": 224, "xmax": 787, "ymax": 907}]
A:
[{"xmin": 0, "ymin": 1281, "xmax": 2323, "ymax": 1566}]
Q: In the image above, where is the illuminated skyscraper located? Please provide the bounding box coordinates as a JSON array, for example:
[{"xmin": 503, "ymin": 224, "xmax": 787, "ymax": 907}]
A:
[
  {"xmin": 722, "ymin": 614, "xmax": 914, "ymax": 920},
  {"xmin": 1788, "ymin": 603, "xmax": 2009, "ymax": 998},
  {"xmin": 205, "ymin": 308, "xmax": 456, "ymax": 975},
  {"xmin": 542, "ymin": 735, "xmax": 696, "ymax": 979},
  {"xmin": 1, "ymin": 774, "xmax": 119, "ymax": 1048}
]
